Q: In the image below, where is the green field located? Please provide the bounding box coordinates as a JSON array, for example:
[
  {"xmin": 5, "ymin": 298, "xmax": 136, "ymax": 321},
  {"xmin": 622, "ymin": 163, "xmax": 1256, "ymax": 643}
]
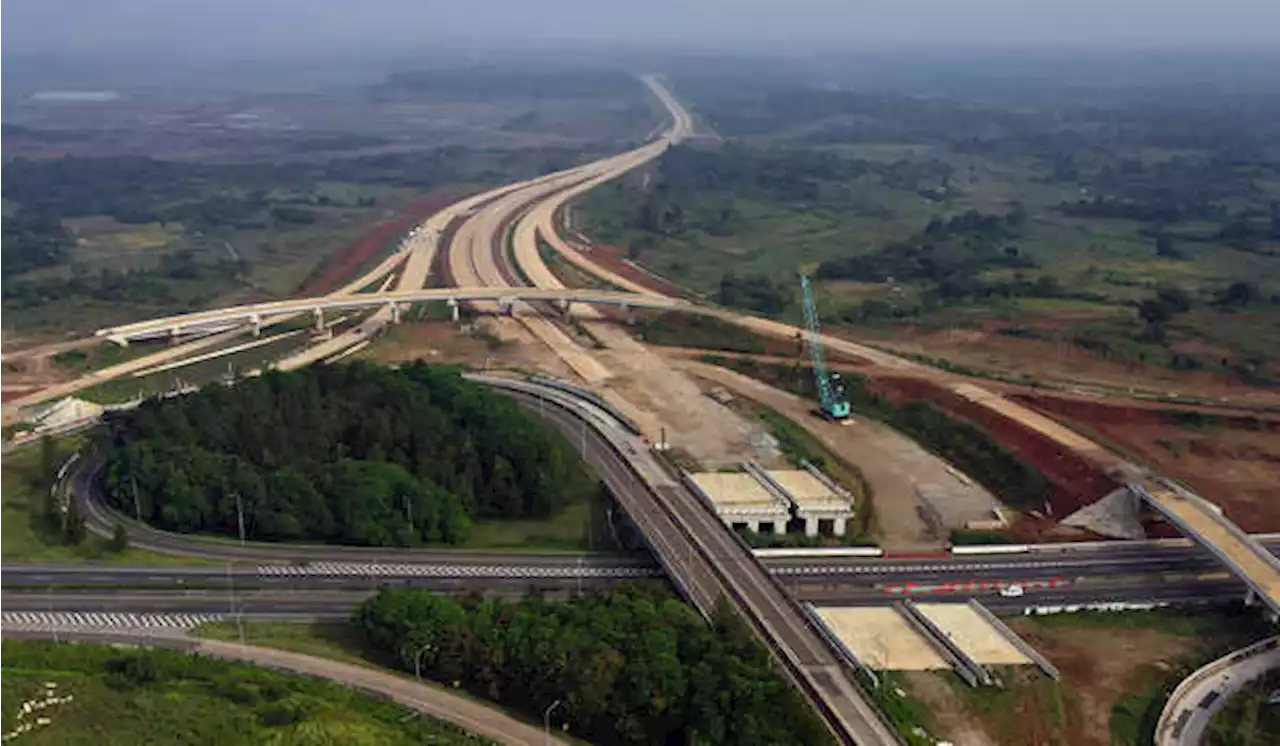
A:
[
  {"xmin": 0, "ymin": 639, "xmax": 492, "ymax": 745},
  {"xmin": 1, "ymin": 440, "xmax": 212, "ymax": 566},
  {"xmin": 577, "ymin": 84, "xmax": 1280, "ymax": 385}
]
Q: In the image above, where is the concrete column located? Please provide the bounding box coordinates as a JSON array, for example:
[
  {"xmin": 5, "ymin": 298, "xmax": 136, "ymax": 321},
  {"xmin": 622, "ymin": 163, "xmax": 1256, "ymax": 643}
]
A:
[
  {"xmin": 249, "ymin": 314, "xmax": 261, "ymax": 337},
  {"xmin": 168, "ymin": 326, "xmax": 181, "ymax": 343},
  {"xmin": 804, "ymin": 517, "xmax": 819, "ymax": 537},
  {"xmin": 388, "ymin": 302, "xmax": 401, "ymax": 324},
  {"xmin": 833, "ymin": 517, "xmax": 848, "ymax": 537},
  {"xmin": 447, "ymin": 298, "xmax": 460, "ymax": 323},
  {"xmin": 556, "ymin": 298, "xmax": 572, "ymax": 317},
  {"xmin": 312, "ymin": 307, "xmax": 325, "ymax": 332},
  {"xmin": 748, "ymin": 521, "xmax": 761, "ymax": 534}
]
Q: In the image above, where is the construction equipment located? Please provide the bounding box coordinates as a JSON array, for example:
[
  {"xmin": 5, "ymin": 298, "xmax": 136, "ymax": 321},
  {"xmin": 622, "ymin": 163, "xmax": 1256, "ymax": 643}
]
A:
[{"xmin": 799, "ymin": 275, "xmax": 851, "ymax": 421}]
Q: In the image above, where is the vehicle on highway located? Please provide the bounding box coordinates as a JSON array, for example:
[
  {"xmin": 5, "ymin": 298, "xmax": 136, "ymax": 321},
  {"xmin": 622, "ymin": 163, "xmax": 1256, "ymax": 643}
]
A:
[{"xmin": 1000, "ymin": 584, "xmax": 1025, "ymax": 598}]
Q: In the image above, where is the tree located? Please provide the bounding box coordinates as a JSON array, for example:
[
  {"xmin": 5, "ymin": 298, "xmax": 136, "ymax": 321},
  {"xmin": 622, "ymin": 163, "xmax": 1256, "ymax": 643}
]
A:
[
  {"xmin": 108, "ymin": 523, "xmax": 129, "ymax": 553},
  {"xmin": 1217, "ymin": 281, "xmax": 1258, "ymax": 309},
  {"xmin": 1155, "ymin": 230, "xmax": 1182, "ymax": 259},
  {"xmin": 1136, "ymin": 298, "xmax": 1174, "ymax": 343},
  {"xmin": 62, "ymin": 496, "xmax": 87, "ymax": 545},
  {"xmin": 38, "ymin": 435, "xmax": 59, "ymax": 490}
]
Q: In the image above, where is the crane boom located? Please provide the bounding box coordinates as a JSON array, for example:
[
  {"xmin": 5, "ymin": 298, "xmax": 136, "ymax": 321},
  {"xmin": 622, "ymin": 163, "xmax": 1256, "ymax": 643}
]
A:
[{"xmin": 800, "ymin": 275, "xmax": 850, "ymax": 420}]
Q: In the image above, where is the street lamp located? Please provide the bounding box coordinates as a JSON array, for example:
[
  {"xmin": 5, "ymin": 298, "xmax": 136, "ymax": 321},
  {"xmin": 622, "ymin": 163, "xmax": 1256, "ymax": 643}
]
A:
[
  {"xmin": 411, "ymin": 642, "xmax": 435, "ymax": 683},
  {"xmin": 544, "ymin": 699, "xmax": 562, "ymax": 745}
]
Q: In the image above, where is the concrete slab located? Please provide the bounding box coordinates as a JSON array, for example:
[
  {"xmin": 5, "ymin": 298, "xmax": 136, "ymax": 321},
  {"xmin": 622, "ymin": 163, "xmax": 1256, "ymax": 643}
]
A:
[
  {"xmin": 768, "ymin": 469, "xmax": 849, "ymax": 511},
  {"xmin": 915, "ymin": 603, "xmax": 1031, "ymax": 666},
  {"xmin": 690, "ymin": 472, "xmax": 781, "ymax": 510},
  {"xmin": 813, "ymin": 607, "xmax": 949, "ymax": 671}
]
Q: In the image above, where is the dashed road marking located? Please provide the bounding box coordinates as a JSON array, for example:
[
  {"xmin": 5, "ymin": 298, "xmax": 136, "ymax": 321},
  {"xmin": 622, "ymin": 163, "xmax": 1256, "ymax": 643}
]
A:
[
  {"xmin": 2, "ymin": 612, "xmax": 223, "ymax": 630},
  {"xmin": 256, "ymin": 563, "xmax": 660, "ymax": 579}
]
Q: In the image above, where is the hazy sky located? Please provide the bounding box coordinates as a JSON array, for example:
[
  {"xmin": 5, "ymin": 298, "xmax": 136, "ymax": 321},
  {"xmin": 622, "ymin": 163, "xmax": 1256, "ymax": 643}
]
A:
[{"xmin": 5, "ymin": 0, "xmax": 1280, "ymax": 59}]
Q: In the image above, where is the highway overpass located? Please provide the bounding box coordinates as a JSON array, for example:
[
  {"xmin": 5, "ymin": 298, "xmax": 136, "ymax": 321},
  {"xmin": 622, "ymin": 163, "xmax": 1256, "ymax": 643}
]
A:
[
  {"xmin": 1135, "ymin": 479, "xmax": 1280, "ymax": 618},
  {"xmin": 93, "ymin": 287, "xmax": 688, "ymax": 345}
]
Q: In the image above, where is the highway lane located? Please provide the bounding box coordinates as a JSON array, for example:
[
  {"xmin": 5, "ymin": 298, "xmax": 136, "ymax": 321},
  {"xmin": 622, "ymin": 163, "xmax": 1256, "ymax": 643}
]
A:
[
  {"xmin": 0, "ymin": 550, "xmax": 1235, "ymax": 589},
  {"xmin": 4, "ymin": 576, "xmax": 1247, "ymax": 623}
]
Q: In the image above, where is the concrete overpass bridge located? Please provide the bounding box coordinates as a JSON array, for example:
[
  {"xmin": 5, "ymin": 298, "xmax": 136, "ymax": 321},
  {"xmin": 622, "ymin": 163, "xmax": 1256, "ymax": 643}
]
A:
[
  {"xmin": 1133, "ymin": 478, "xmax": 1280, "ymax": 618},
  {"xmin": 94, "ymin": 287, "xmax": 691, "ymax": 345}
]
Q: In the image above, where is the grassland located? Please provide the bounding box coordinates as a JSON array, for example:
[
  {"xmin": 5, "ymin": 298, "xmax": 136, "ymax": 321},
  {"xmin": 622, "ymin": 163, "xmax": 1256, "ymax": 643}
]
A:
[
  {"xmin": 0, "ymin": 639, "xmax": 491, "ymax": 745},
  {"xmin": 0, "ymin": 440, "xmax": 212, "ymax": 566},
  {"xmin": 576, "ymin": 103, "xmax": 1280, "ymax": 392},
  {"xmin": 899, "ymin": 606, "xmax": 1276, "ymax": 746}
]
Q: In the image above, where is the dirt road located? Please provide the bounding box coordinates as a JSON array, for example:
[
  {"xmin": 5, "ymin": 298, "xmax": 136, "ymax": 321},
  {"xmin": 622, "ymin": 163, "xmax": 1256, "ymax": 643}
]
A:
[{"xmin": 672, "ymin": 358, "xmax": 1001, "ymax": 550}]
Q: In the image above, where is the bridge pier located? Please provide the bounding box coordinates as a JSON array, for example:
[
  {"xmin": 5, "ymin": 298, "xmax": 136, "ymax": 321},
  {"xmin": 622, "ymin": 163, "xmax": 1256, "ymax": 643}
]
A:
[
  {"xmin": 387, "ymin": 302, "xmax": 401, "ymax": 324},
  {"xmin": 447, "ymin": 298, "xmax": 460, "ymax": 323},
  {"xmin": 248, "ymin": 313, "xmax": 261, "ymax": 337},
  {"xmin": 499, "ymin": 298, "xmax": 514, "ymax": 317},
  {"xmin": 168, "ymin": 326, "xmax": 182, "ymax": 344},
  {"xmin": 555, "ymin": 298, "xmax": 572, "ymax": 317},
  {"xmin": 312, "ymin": 307, "xmax": 325, "ymax": 332}
]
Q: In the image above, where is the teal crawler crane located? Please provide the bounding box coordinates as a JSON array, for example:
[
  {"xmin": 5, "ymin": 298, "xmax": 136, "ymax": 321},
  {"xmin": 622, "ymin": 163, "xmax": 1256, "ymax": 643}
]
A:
[{"xmin": 800, "ymin": 275, "xmax": 852, "ymax": 421}]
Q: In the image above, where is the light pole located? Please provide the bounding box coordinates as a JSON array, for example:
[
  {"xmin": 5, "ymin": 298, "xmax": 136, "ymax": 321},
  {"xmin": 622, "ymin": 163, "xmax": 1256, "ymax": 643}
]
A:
[
  {"xmin": 411, "ymin": 643, "xmax": 434, "ymax": 684},
  {"xmin": 544, "ymin": 699, "xmax": 562, "ymax": 745},
  {"xmin": 234, "ymin": 492, "xmax": 246, "ymax": 546},
  {"xmin": 227, "ymin": 563, "xmax": 245, "ymax": 648}
]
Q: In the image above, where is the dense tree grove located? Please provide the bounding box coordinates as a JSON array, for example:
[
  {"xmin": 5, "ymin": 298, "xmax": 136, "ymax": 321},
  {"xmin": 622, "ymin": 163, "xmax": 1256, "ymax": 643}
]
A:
[
  {"xmin": 1, "ymin": 211, "xmax": 72, "ymax": 278},
  {"xmin": 817, "ymin": 208, "xmax": 1033, "ymax": 285},
  {"xmin": 98, "ymin": 363, "xmax": 593, "ymax": 546},
  {"xmin": 355, "ymin": 586, "xmax": 832, "ymax": 746}
]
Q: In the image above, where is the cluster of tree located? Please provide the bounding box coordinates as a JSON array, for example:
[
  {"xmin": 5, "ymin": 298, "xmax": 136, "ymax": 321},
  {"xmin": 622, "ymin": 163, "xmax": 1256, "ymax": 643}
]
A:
[
  {"xmin": 1132, "ymin": 281, "xmax": 1280, "ymax": 345},
  {"xmin": 98, "ymin": 363, "xmax": 593, "ymax": 546},
  {"xmin": 30, "ymin": 437, "xmax": 87, "ymax": 547},
  {"xmin": 1, "ymin": 211, "xmax": 72, "ymax": 277},
  {"xmin": 1060, "ymin": 196, "xmax": 1220, "ymax": 224},
  {"xmin": 354, "ymin": 586, "xmax": 832, "ymax": 746},
  {"xmin": 4, "ymin": 253, "xmax": 244, "ymax": 310},
  {"xmin": 816, "ymin": 208, "xmax": 1032, "ymax": 285},
  {"xmin": 715, "ymin": 272, "xmax": 791, "ymax": 314}
]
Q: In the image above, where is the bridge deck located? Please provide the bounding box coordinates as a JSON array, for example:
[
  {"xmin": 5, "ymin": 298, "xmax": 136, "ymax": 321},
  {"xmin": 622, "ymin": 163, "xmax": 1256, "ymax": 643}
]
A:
[{"xmin": 1139, "ymin": 480, "xmax": 1280, "ymax": 613}]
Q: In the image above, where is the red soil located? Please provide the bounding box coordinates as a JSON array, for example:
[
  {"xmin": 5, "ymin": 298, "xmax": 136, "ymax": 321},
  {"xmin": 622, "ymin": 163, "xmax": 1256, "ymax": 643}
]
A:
[
  {"xmin": 1011, "ymin": 393, "xmax": 1280, "ymax": 532},
  {"xmin": 579, "ymin": 243, "xmax": 688, "ymax": 298},
  {"xmin": 870, "ymin": 376, "xmax": 1123, "ymax": 519},
  {"xmin": 298, "ymin": 193, "xmax": 463, "ymax": 296}
]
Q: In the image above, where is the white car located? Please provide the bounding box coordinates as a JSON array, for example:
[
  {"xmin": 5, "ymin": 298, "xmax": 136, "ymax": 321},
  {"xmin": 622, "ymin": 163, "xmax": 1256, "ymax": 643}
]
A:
[{"xmin": 999, "ymin": 584, "xmax": 1025, "ymax": 598}]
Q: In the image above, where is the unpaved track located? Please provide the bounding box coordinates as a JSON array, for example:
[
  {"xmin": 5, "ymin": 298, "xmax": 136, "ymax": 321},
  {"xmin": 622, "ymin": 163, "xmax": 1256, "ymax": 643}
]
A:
[{"xmin": 673, "ymin": 358, "xmax": 1007, "ymax": 549}]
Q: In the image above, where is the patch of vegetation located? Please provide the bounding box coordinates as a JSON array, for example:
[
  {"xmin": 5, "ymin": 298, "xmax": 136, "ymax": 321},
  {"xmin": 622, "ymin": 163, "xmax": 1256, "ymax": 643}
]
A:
[
  {"xmin": 97, "ymin": 362, "xmax": 597, "ymax": 548},
  {"xmin": 949, "ymin": 528, "xmax": 1013, "ymax": 545},
  {"xmin": 870, "ymin": 672, "xmax": 939, "ymax": 746},
  {"xmin": 705, "ymin": 356, "xmax": 1049, "ymax": 509},
  {"xmin": 1206, "ymin": 669, "xmax": 1280, "ymax": 746},
  {"xmin": 0, "ymin": 639, "xmax": 491, "ymax": 745},
  {"xmin": 354, "ymin": 586, "xmax": 834, "ymax": 746},
  {"xmin": 637, "ymin": 312, "xmax": 770, "ymax": 353},
  {"xmin": 0, "ymin": 437, "xmax": 205, "ymax": 565},
  {"xmin": 579, "ymin": 77, "xmax": 1280, "ymax": 385}
]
